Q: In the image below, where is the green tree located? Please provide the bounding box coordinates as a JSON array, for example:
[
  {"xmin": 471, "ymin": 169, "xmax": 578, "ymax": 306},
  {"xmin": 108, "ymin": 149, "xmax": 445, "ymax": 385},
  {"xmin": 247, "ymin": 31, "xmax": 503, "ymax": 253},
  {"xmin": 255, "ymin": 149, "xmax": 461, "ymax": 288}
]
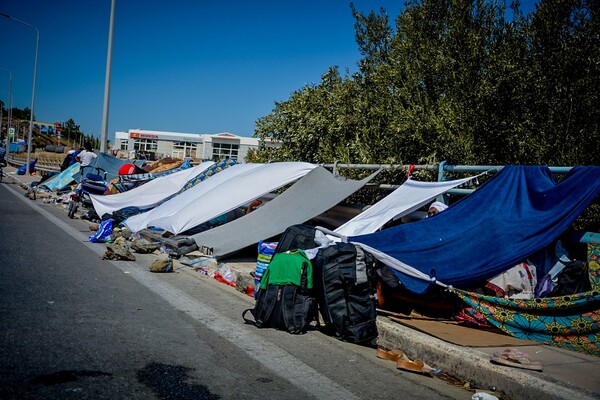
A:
[
  {"xmin": 252, "ymin": 0, "xmax": 599, "ymax": 167},
  {"xmin": 63, "ymin": 118, "xmax": 84, "ymax": 148},
  {"xmin": 525, "ymin": 0, "xmax": 600, "ymax": 165},
  {"xmin": 11, "ymin": 107, "xmax": 32, "ymax": 121}
]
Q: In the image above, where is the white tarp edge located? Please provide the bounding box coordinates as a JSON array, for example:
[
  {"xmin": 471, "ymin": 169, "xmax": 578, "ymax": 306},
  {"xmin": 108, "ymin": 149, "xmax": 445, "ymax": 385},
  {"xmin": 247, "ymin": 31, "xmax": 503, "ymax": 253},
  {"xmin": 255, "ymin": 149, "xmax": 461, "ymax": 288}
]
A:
[
  {"xmin": 351, "ymin": 242, "xmax": 445, "ymax": 287},
  {"xmin": 333, "ymin": 176, "xmax": 476, "ymax": 237},
  {"xmin": 124, "ymin": 163, "xmax": 263, "ymax": 232},
  {"xmin": 125, "ymin": 162, "xmax": 317, "ymax": 234},
  {"xmin": 90, "ymin": 161, "xmax": 214, "ymax": 218}
]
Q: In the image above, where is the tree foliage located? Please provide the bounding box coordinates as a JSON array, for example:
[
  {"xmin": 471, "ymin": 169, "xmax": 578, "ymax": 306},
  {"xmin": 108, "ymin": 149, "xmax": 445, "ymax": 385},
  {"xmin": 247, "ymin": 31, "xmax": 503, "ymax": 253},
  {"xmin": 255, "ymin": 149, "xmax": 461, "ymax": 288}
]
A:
[{"xmin": 252, "ymin": 0, "xmax": 599, "ymax": 167}]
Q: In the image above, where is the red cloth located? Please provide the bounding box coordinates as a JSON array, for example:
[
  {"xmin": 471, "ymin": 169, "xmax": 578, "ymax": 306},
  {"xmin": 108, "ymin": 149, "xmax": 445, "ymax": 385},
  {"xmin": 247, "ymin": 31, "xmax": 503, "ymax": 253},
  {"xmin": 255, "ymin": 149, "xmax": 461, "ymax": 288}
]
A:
[
  {"xmin": 407, "ymin": 164, "xmax": 415, "ymax": 179},
  {"xmin": 118, "ymin": 163, "xmax": 136, "ymax": 175},
  {"xmin": 214, "ymin": 272, "xmax": 236, "ymax": 287}
]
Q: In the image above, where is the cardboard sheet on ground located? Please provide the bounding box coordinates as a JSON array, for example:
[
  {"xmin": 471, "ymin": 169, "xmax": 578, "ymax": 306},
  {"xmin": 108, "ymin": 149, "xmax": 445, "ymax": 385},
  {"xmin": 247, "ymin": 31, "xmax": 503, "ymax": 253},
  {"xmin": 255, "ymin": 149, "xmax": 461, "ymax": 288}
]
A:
[
  {"xmin": 383, "ymin": 312, "xmax": 536, "ymax": 347},
  {"xmin": 190, "ymin": 166, "xmax": 378, "ymax": 257}
]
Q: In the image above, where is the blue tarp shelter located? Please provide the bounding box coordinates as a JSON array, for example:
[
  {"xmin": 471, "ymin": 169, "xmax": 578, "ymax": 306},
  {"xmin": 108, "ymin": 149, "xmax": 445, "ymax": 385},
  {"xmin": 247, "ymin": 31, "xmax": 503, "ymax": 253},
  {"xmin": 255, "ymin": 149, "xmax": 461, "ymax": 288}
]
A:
[
  {"xmin": 73, "ymin": 152, "xmax": 146, "ymax": 183},
  {"xmin": 350, "ymin": 165, "xmax": 600, "ymax": 294}
]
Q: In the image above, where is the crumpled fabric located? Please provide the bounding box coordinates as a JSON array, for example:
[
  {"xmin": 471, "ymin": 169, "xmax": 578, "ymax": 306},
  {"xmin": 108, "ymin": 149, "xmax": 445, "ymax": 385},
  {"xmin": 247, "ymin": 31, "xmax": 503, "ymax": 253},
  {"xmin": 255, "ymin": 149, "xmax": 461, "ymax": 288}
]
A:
[{"xmin": 89, "ymin": 218, "xmax": 113, "ymax": 243}]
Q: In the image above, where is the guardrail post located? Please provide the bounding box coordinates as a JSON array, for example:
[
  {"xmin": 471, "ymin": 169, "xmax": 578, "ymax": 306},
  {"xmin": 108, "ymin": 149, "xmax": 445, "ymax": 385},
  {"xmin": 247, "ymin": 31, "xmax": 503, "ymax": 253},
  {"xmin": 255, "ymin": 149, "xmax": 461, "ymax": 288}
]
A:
[
  {"xmin": 437, "ymin": 160, "xmax": 448, "ymax": 182},
  {"xmin": 437, "ymin": 161, "xmax": 449, "ymax": 204}
]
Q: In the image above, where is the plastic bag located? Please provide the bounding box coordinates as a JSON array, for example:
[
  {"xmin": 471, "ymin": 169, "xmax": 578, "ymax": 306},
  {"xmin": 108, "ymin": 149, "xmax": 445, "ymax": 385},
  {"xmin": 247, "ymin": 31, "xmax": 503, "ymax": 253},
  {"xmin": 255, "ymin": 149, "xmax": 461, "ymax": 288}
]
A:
[
  {"xmin": 216, "ymin": 264, "xmax": 234, "ymax": 282},
  {"xmin": 89, "ymin": 218, "xmax": 114, "ymax": 243}
]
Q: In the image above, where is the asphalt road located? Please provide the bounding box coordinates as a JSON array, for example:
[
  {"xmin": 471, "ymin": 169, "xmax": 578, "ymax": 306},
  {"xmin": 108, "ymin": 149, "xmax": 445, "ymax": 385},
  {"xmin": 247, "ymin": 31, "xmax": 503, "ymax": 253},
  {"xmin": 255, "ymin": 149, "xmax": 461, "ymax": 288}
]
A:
[{"xmin": 0, "ymin": 180, "xmax": 470, "ymax": 400}]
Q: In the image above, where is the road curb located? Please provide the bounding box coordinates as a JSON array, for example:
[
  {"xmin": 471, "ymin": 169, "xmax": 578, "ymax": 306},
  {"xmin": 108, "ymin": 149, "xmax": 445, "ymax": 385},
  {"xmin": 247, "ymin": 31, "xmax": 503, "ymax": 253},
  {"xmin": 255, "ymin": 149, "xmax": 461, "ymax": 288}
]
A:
[{"xmin": 376, "ymin": 317, "xmax": 598, "ymax": 400}]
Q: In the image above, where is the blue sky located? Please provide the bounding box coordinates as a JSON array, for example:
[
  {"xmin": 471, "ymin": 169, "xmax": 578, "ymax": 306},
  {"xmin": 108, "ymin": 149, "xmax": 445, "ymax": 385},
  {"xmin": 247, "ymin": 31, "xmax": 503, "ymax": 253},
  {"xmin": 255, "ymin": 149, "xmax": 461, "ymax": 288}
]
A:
[{"xmin": 0, "ymin": 0, "xmax": 536, "ymax": 144}]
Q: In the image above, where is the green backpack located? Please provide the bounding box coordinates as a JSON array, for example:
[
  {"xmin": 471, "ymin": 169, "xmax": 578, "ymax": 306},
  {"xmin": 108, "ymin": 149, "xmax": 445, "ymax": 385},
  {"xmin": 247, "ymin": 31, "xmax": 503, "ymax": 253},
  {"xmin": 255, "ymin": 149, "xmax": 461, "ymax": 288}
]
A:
[{"xmin": 243, "ymin": 250, "xmax": 317, "ymax": 334}]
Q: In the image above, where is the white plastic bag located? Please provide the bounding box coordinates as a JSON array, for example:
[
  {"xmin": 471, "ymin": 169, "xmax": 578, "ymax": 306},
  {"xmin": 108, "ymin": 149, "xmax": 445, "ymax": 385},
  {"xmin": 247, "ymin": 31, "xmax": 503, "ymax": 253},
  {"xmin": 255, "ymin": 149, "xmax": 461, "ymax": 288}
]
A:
[{"xmin": 472, "ymin": 393, "xmax": 499, "ymax": 400}]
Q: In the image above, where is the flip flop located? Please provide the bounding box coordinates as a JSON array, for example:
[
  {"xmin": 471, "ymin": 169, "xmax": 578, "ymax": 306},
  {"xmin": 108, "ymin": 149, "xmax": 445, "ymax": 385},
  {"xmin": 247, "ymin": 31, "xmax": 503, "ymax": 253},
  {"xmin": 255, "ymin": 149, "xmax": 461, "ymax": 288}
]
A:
[
  {"xmin": 396, "ymin": 358, "xmax": 434, "ymax": 375},
  {"xmin": 413, "ymin": 359, "xmax": 434, "ymax": 375},
  {"xmin": 377, "ymin": 347, "xmax": 434, "ymax": 375},
  {"xmin": 491, "ymin": 348, "xmax": 543, "ymax": 372},
  {"xmin": 376, "ymin": 348, "xmax": 409, "ymax": 361}
]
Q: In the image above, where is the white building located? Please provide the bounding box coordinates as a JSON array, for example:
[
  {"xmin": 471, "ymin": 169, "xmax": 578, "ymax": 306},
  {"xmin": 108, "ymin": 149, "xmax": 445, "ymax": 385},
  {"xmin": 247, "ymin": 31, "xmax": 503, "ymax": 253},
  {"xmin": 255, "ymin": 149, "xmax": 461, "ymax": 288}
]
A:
[{"xmin": 113, "ymin": 129, "xmax": 260, "ymax": 162}]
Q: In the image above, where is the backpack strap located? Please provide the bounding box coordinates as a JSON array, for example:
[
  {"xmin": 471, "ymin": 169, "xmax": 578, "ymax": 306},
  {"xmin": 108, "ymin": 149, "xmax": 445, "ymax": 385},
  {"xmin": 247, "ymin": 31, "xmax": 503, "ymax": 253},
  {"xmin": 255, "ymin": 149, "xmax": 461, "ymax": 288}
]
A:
[
  {"xmin": 281, "ymin": 285, "xmax": 301, "ymax": 334},
  {"xmin": 299, "ymin": 261, "xmax": 309, "ymax": 294},
  {"xmin": 242, "ymin": 308, "xmax": 256, "ymax": 325}
]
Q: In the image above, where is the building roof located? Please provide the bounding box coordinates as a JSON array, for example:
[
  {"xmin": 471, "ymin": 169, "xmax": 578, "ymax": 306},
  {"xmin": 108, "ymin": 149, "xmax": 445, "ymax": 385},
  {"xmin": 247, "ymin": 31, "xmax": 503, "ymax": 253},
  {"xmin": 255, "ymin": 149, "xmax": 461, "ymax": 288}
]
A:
[{"xmin": 115, "ymin": 129, "xmax": 259, "ymax": 145}]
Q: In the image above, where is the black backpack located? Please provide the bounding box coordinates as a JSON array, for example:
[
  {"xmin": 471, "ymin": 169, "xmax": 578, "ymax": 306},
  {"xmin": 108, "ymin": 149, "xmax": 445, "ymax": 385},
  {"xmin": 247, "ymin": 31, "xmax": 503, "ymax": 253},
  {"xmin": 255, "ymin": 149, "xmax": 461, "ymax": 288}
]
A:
[
  {"xmin": 312, "ymin": 242, "xmax": 380, "ymax": 344},
  {"xmin": 549, "ymin": 260, "xmax": 591, "ymax": 296},
  {"xmin": 274, "ymin": 224, "xmax": 318, "ymax": 254},
  {"xmin": 243, "ymin": 250, "xmax": 317, "ymax": 334}
]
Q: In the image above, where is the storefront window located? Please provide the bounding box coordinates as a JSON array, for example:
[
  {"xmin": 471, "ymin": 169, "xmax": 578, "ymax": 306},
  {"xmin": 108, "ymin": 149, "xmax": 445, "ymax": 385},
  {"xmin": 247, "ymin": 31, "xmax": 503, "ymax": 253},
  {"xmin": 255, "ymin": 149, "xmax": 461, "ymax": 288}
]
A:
[
  {"xmin": 173, "ymin": 141, "xmax": 198, "ymax": 159},
  {"xmin": 212, "ymin": 142, "xmax": 239, "ymax": 161},
  {"xmin": 133, "ymin": 138, "xmax": 158, "ymax": 152}
]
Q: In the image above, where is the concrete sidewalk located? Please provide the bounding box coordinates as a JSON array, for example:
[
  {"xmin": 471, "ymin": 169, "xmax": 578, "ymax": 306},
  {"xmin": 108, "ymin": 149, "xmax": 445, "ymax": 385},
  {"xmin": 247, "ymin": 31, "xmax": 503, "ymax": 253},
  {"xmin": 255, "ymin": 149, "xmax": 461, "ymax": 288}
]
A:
[
  {"xmin": 377, "ymin": 318, "xmax": 599, "ymax": 400},
  {"xmin": 5, "ymin": 166, "xmax": 600, "ymax": 400},
  {"xmin": 214, "ymin": 259, "xmax": 600, "ymax": 400}
]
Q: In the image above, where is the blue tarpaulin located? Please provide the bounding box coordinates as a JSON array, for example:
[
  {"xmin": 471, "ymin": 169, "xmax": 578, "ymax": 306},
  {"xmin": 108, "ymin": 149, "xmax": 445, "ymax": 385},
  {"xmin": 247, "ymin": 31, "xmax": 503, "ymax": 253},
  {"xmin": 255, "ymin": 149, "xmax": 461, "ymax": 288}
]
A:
[
  {"xmin": 72, "ymin": 152, "xmax": 146, "ymax": 183},
  {"xmin": 350, "ymin": 165, "xmax": 600, "ymax": 294}
]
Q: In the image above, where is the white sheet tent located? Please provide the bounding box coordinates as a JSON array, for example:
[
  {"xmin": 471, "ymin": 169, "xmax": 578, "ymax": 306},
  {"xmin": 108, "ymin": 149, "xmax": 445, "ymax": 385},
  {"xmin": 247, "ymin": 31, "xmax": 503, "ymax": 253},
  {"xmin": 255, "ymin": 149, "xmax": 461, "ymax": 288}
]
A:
[
  {"xmin": 333, "ymin": 175, "xmax": 477, "ymax": 237},
  {"xmin": 90, "ymin": 161, "xmax": 215, "ymax": 219},
  {"xmin": 188, "ymin": 166, "xmax": 379, "ymax": 257},
  {"xmin": 124, "ymin": 162, "xmax": 317, "ymax": 234}
]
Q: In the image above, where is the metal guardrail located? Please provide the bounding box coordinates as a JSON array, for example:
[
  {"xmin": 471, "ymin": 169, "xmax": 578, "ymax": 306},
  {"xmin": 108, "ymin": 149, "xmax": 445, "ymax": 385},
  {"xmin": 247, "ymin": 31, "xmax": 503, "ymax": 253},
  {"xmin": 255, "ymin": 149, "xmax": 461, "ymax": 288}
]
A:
[
  {"xmin": 7, "ymin": 153, "xmax": 62, "ymax": 173},
  {"xmin": 7, "ymin": 154, "xmax": 576, "ymax": 188},
  {"xmin": 323, "ymin": 160, "xmax": 572, "ymax": 179},
  {"xmin": 322, "ymin": 161, "xmax": 574, "ymax": 197}
]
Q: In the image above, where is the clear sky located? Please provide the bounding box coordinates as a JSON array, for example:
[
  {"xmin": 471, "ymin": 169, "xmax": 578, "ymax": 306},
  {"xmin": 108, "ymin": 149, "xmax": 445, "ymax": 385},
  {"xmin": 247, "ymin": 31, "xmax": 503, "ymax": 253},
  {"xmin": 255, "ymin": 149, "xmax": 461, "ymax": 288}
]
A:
[{"xmin": 0, "ymin": 0, "xmax": 536, "ymax": 144}]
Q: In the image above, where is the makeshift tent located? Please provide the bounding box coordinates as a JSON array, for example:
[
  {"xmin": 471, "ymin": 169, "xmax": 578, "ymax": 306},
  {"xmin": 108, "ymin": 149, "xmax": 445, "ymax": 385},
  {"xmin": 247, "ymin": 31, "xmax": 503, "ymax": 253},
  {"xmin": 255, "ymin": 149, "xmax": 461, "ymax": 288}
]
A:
[
  {"xmin": 110, "ymin": 161, "xmax": 186, "ymax": 191},
  {"xmin": 155, "ymin": 158, "xmax": 237, "ymax": 206},
  {"xmin": 38, "ymin": 162, "xmax": 81, "ymax": 191},
  {"xmin": 454, "ymin": 243, "xmax": 600, "ymax": 355},
  {"xmin": 124, "ymin": 162, "xmax": 317, "ymax": 234},
  {"xmin": 115, "ymin": 158, "xmax": 199, "ymax": 184},
  {"xmin": 89, "ymin": 161, "xmax": 214, "ymax": 219},
  {"xmin": 189, "ymin": 166, "xmax": 379, "ymax": 257},
  {"xmin": 350, "ymin": 166, "xmax": 600, "ymax": 294},
  {"xmin": 177, "ymin": 158, "xmax": 237, "ymax": 194},
  {"xmin": 334, "ymin": 175, "xmax": 478, "ymax": 237},
  {"xmin": 73, "ymin": 153, "xmax": 146, "ymax": 183},
  {"xmin": 124, "ymin": 163, "xmax": 264, "ymax": 232}
]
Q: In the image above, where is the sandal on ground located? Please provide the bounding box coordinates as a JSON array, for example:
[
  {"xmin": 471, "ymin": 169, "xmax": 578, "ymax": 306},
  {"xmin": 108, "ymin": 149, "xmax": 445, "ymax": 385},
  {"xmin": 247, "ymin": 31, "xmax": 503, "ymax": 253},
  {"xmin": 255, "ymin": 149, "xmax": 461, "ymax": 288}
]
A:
[
  {"xmin": 376, "ymin": 347, "xmax": 409, "ymax": 361},
  {"xmin": 377, "ymin": 347, "xmax": 434, "ymax": 375},
  {"xmin": 490, "ymin": 348, "xmax": 543, "ymax": 372},
  {"xmin": 396, "ymin": 358, "xmax": 434, "ymax": 375}
]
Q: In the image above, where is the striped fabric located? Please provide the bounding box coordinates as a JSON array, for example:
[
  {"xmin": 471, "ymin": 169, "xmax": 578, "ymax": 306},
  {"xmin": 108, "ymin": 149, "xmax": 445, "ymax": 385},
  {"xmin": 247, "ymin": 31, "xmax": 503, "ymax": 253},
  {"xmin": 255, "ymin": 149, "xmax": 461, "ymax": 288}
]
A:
[
  {"xmin": 255, "ymin": 241, "xmax": 278, "ymax": 288},
  {"xmin": 454, "ymin": 243, "xmax": 600, "ymax": 356}
]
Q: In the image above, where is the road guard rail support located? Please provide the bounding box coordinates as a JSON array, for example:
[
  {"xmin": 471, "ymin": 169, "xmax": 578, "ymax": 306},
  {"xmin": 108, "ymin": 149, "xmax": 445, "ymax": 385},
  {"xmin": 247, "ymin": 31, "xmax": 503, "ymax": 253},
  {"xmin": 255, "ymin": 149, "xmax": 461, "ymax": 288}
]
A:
[{"xmin": 322, "ymin": 160, "xmax": 573, "ymax": 197}]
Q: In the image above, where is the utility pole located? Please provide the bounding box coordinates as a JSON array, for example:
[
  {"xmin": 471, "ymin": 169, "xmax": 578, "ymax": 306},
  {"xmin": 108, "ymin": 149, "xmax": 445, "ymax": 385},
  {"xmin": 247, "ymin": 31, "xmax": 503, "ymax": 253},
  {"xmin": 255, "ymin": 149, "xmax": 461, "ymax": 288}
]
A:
[
  {"xmin": 0, "ymin": 14, "xmax": 39, "ymax": 175},
  {"xmin": 100, "ymin": 0, "xmax": 116, "ymax": 153},
  {"xmin": 0, "ymin": 100, "xmax": 3, "ymax": 140}
]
